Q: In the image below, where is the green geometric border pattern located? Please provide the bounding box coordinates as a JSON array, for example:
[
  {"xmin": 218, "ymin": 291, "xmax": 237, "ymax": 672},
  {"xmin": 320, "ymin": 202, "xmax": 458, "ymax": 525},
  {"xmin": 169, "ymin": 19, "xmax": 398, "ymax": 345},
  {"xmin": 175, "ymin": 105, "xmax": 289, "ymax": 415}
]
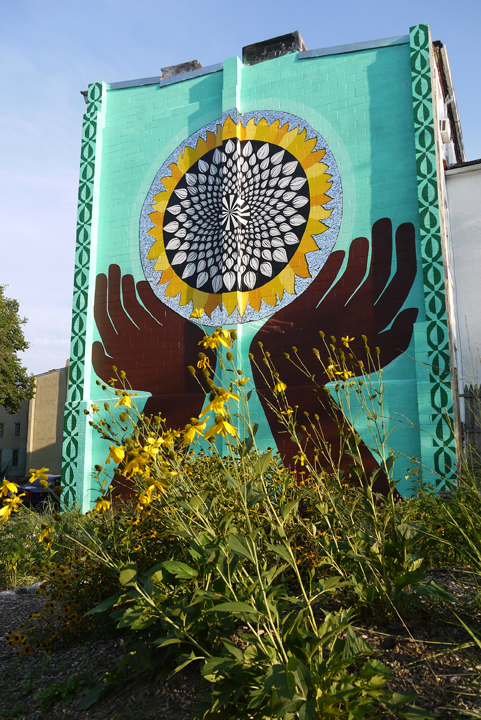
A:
[
  {"xmin": 410, "ymin": 24, "xmax": 455, "ymax": 484},
  {"xmin": 61, "ymin": 82, "xmax": 104, "ymax": 506}
]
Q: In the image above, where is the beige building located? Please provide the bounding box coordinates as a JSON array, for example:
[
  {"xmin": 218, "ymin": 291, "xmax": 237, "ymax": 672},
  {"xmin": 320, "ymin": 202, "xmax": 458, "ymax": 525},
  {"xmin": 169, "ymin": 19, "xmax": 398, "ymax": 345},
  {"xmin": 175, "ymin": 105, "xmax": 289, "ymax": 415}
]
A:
[
  {"xmin": 0, "ymin": 401, "xmax": 29, "ymax": 480},
  {"xmin": 0, "ymin": 363, "xmax": 68, "ymax": 480}
]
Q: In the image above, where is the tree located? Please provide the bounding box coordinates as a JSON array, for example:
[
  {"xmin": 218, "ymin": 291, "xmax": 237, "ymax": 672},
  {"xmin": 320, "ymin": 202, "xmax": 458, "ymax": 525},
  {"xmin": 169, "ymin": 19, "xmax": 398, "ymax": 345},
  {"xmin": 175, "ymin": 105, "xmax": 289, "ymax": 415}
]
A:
[{"xmin": 0, "ymin": 285, "xmax": 35, "ymax": 414}]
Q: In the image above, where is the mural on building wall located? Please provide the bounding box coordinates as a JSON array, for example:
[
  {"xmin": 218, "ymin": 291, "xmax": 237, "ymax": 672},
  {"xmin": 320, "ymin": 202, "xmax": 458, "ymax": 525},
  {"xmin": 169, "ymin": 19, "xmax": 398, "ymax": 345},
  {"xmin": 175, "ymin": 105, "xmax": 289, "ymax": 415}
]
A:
[
  {"xmin": 92, "ymin": 110, "xmax": 419, "ymax": 481},
  {"xmin": 140, "ymin": 112, "xmax": 342, "ymax": 324}
]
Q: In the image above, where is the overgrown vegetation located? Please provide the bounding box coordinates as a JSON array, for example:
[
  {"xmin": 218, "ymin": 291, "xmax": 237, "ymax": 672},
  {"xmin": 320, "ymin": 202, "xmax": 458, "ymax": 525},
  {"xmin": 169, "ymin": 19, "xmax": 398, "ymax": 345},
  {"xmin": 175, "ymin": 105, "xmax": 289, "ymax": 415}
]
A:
[{"xmin": 2, "ymin": 329, "xmax": 481, "ymax": 718}]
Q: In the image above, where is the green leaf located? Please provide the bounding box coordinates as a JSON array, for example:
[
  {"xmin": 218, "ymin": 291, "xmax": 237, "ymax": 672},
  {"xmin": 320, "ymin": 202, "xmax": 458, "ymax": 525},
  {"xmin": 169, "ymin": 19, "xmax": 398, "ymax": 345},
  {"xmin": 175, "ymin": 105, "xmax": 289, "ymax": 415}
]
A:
[
  {"xmin": 396, "ymin": 705, "xmax": 435, "ymax": 719},
  {"xmin": 281, "ymin": 499, "xmax": 299, "ymax": 522},
  {"xmin": 397, "ymin": 522, "xmax": 426, "ymax": 541},
  {"xmin": 289, "ymin": 657, "xmax": 310, "ymax": 698},
  {"xmin": 247, "ymin": 492, "xmax": 269, "ymax": 509},
  {"xmin": 383, "ymin": 691, "xmax": 417, "ymax": 710},
  {"xmin": 343, "ymin": 626, "xmax": 372, "ymax": 660},
  {"xmin": 188, "ymin": 492, "xmax": 209, "ymax": 511},
  {"xmin": 223, "ymin": 638, "xmax": 244, "ymax": 661},
  {"xmin": 224, "ymin": 472, "xmax": 239, "ymax": 489},
  {"xmin": 453, "ymin": 613, "xmax": 481, "ymax": 650},
  {"xmin": 414, "ymin": 581, "xmax": 457, "ymax": 603},
  {"xmin": 254, "ymin": 451, "xmax": 272, "ymax": 476},
  {"xmin": 267, "ymin": 543, "xmax": 295, "ymax": 567},
  {"xmin": 227, "ymin": 533, "xmax": 255, "ymax": 563},
  {"xmin": 161, "ymin": 561, "xmax": 198, "ymax": 580},
  {"xmin": 153, "ymin": 637, "xmax": 182, "ymax": 647},
  {"xmin": 119, "ymin": 563, "xmax": 137, "ymax": 587},
  {"xmin": 207, "ymin": 601, "xmax": 259, "ymax": 615},
  {"xmin": 84, "ymin": 591, "xmax": 124, "ymax": 616},
  {"xmin": 77, "ymin": 684, "xmax": 106, "ymax": 711},
  {"xmin": 394, "ymin": 569, "xmax": 426, "ymax": 592},
  {"xmin": 169, "ymin": 652, "xmax": 204, "ymax": 678}
]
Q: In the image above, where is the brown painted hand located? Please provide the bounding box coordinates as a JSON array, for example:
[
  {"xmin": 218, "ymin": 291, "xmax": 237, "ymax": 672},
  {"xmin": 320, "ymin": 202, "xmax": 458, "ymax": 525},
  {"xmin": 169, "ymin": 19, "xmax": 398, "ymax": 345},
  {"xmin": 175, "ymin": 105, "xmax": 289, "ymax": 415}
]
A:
[
  {"xmin": 251, "ymin": 218, "xmax": 419, "ymax": 480},
  {"xmin": 92, "ymin": 264, "xmax": 206, "ymax": 425},
  {"xmin": 254, "ymin": 218, "xmax": 418, "ymax": 367}
]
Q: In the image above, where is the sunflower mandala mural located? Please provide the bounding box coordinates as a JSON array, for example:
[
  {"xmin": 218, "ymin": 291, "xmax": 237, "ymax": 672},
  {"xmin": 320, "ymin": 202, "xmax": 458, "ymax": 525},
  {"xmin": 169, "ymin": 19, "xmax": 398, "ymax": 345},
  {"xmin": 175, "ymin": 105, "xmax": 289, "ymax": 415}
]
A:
[{"xmin": 140, "ymin": 111, "xmax": 342, "ymax": 325}]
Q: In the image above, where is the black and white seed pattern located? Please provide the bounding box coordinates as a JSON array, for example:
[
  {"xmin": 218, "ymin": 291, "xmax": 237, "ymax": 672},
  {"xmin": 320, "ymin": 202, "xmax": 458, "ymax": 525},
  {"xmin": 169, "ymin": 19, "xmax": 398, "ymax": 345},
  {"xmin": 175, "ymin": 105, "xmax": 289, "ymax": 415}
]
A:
[{"xmin": 163, "ymin": 139, "xmax": 310, "ymax": 294}]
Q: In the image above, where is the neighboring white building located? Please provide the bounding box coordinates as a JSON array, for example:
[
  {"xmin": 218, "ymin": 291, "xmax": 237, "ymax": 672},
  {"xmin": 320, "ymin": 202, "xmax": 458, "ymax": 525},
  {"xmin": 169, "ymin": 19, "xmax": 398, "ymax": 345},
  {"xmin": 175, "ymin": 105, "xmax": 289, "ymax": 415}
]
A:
[{"xmin": 445, "ymin": 160, "xmax": 481, "ymax": 453}]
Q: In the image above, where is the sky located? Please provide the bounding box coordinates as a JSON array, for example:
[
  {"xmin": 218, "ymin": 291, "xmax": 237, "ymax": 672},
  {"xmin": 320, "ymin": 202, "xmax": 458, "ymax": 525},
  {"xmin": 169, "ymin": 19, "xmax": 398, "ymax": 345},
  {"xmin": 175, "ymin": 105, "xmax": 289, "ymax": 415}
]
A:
[{"xmin": 1, "ymin": 0, "xmax": 480, "ymax": 376}]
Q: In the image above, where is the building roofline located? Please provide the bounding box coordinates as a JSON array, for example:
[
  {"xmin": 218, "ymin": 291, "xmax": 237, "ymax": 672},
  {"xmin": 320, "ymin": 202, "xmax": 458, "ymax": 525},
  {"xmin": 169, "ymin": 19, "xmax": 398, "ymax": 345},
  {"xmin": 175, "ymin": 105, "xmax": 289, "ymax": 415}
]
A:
[
  {"xmin": 446, "ymin": 158, "xmax": 481, "ymax": 176},
  {"xmin": 433, "ymin": 41, "xmax": 466, "ymax": 164},
  {"xmin": 104, "ymin": 33, "xmax": 410, "ymax": 93},
  {"xmin": 299, "ymin": 34, "xmax": 409, "ymax": 60},
  {"xmin": 108, "ymin": 62, "xmax": 223, "ymax": 91}
]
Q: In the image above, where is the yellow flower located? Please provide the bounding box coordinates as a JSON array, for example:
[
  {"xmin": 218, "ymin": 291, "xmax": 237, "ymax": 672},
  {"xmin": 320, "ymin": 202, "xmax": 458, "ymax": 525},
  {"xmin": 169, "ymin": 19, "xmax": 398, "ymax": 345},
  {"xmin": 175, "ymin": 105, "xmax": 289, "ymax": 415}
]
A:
[
  {"xmin": 233, "ymin": 376, "xmax": 250, "ymax": 387},
  {"xmin": 0, "ymin": 494, "xmax": 25, "ymax": 521},
  {"xmin": 182, "ymin": 418, "xmax": 207, "ymax": 446},
  {"xmin": 280, "ymin": 407, "xmax": 294, "ymax": 415},
  {"xmin": 190, "ymin": 308, "xmax": 203, "ymax": 319},
  {"xmin": 94, "ymin": 497, "xmax": 111, "ymax": 513},
  {"xmin": 38, "ymin": 526, "xmax": 53, "ymax": 543},
  {"xmin": 106, "ymin": 445, "xmax": 126, "ymax": 465},
  {"xmin": 205, "ymin": 415, "xmax": 237, "ymax": 440},
  {"xmin": 114, "ymin": 393, "xmax": 136, "ymax": 408},
  {"xmin": 197, "ymin": 353, "xmax": 210, "ymax": 370},
  {"xmin": 201, "ymin": 389, "xmax": 239, "ymax": 418},
  {"xmin": 273, "ymin": 380, "xmax": 287, "ymax": 393},
  {"xmin": 337, "ymin": 370, "xmax": 354, "ymax": 381},
  {"xmin": 200, "ymin": 328, "xmax": 232, "ymax": 350},
  {"xmin": 39, "ymin": 479, "xmax": 49, "ymax": 489},
  {"xmin": 29, "ymin": 467, "xmax": 49, "ymax": 482},
  {"xmin": 341, "ymin": 336, "xmax": 355, "ymax": 347},
  {"xmin": 294, "ymin": 453, "xmax": 307, "ymax": 467},
  {"xmin": 1, "ymin": 479, "xmax": 19, "ymax": 497}
]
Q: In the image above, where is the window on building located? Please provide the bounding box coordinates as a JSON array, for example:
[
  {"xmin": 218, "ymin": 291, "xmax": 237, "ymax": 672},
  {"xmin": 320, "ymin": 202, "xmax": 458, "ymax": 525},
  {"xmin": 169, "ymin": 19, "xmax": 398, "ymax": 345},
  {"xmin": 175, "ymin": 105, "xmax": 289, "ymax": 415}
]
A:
[
  {"xmin": 12, "ymin": 449, "xmax": 19, "ymax": 467},
  {"xmin": 0, "ymin": 423, "xmax": 3, "ymax": 437},
  {"xmin": 14, "ymin": 423, "xmax": 21, "ymax": 438}
]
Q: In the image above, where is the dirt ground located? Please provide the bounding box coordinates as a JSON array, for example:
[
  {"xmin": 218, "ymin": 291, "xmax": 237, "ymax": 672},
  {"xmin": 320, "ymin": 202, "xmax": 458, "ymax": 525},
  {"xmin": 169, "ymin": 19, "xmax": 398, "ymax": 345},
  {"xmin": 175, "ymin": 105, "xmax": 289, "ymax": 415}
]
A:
[{"xmin": 0, "ymin": 570, "xmax": 480, "ymax": 719}]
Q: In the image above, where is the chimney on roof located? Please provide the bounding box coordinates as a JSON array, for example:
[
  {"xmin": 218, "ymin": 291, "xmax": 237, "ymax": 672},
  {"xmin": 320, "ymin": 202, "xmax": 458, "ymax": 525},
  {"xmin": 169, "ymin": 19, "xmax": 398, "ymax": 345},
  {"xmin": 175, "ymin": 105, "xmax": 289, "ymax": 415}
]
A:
[{"xmin": 242, "ymin": 31, "xmax": 307, "ymax": 66}]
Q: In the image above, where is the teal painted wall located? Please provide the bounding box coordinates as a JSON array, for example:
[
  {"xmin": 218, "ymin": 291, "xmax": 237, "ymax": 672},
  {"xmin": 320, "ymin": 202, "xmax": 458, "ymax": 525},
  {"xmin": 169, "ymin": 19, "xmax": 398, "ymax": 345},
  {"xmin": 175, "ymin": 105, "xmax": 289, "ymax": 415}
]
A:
[{"xmin": 62, "ymin": 31, "xmax": 455, "ymax": 511}]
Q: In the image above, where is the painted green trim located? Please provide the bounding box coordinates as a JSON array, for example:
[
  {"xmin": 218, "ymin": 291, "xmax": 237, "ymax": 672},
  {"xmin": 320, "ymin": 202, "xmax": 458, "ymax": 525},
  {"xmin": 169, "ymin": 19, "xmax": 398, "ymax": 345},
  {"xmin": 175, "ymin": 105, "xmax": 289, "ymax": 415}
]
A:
[
  {"xmin": 61, "ymin": 81, "xmax": 105, "ymax": 505},
  {"xmin": 409, "ymin": 24, "xmax": 455, "ymax": 484}
]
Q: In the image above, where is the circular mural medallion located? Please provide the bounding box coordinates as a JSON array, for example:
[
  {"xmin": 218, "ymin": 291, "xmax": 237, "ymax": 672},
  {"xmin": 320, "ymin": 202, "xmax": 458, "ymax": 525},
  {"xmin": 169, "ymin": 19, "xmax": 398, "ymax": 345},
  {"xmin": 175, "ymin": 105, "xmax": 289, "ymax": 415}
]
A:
[{"xmin": 140, "ymin": 111, "xmax": 342, "ymax": 325}]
